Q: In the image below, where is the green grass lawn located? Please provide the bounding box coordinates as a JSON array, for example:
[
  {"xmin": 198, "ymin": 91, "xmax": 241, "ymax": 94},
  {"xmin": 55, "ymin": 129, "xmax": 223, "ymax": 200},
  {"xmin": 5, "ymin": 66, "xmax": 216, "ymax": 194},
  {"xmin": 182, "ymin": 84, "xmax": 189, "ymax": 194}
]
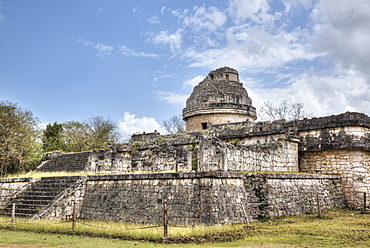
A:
[{"xmin": 1, "ymin": 209, "xmax": 369, "ymax": 247}]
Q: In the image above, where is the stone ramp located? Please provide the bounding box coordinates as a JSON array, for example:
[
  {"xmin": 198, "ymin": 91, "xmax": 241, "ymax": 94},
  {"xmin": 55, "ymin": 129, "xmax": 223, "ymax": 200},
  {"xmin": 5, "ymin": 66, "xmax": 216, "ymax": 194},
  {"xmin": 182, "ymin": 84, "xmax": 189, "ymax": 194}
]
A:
[{"xmin": 0, "ymin": 176, "xmax": 82, "ymax": 218}]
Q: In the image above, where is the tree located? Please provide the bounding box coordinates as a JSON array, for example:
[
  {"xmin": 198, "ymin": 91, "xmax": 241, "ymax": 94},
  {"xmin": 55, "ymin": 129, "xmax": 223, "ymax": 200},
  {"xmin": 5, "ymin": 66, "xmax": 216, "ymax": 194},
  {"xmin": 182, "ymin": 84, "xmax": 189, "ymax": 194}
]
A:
[
  {"xmin": 0, "ymin": 100, "xmax": 41, "ymax": 176},
  {"xmin": 162, "ymin": 115, "xmax": 186, "ymax": 134},
  {"xmin": 259, "ymin": 100, "xmax": 312, "ymax": 122},
  {"xmin": 88, "ymin": 116, "xmax": 121, "ymax": 150},
  {"xmin": 61, "ymin": 121, "xmax": 91, "ymax": 152},
  {"xmin": 43, "ymin": 116, "xmax": 121, "ymax": 153},
  {"xmin": 42, "ymin": 122, "xmax": 64, "ymax": 152}
]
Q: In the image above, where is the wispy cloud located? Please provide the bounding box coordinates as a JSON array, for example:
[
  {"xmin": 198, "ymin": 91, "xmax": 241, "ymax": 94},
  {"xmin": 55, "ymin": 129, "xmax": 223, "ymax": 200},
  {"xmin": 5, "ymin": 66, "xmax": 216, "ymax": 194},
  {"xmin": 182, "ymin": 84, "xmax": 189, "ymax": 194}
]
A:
[
  {"xmin": 150, "ymin": 30, "xmax": 183, "ymax": 53},
  {"xmin": 118, "ymin": 46, "xmax": 159, "ymax": 58},
  {"xmin": 78, "ymin": 39, "xmax": 159, "ymax": 59},
  {"xmin": 0, "ymin": 2, "xmax": 6, "ymax": 23},
  {"xmin": 155, "ymin": 91, "xmax": 188, "ymax": 107},
  {"xmin": 77, "ymin": 39, "xmax": 114, "ymax": 58},
  {"xmin": 174, "ymin": 6, "xmax": 227, "ymax": 33}
]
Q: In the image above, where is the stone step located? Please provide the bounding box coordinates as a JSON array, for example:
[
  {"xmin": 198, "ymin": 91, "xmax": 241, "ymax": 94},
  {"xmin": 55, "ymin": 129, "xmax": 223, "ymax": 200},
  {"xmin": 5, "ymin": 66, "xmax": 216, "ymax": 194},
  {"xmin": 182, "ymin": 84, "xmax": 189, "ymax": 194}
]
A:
[
  {"xmin": 13, "ymin": 199, "xmax": 54, "ymax": 205},
  {"xmin": 0, "ymin": 176, "xmax": 82, "ymax": 218},
  {"xmin": 19, "ymin": 193, "xmax": 59, "ymax": 198}
]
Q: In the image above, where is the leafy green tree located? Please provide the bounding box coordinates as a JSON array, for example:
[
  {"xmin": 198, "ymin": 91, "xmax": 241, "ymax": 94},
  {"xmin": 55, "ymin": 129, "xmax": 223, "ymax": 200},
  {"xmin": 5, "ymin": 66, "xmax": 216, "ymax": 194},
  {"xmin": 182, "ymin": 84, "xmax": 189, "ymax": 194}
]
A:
[
  {"xmin": 0, "ymin": 100, "xmax": 41, "ymax": 176},
  {"xmin": 58, "ymin": 117, "xmax": 120, "ymax": 152},
  {"xmin": 62, "ymin": 121, "xmax": 91, "ymax": 152},
  {"xmin": 88, "ymin": 116, "xmax": 121, "ymax": 150},
  {"xmin": 42, "ymin": 122, "xmax": 64, "ymax": 152}
]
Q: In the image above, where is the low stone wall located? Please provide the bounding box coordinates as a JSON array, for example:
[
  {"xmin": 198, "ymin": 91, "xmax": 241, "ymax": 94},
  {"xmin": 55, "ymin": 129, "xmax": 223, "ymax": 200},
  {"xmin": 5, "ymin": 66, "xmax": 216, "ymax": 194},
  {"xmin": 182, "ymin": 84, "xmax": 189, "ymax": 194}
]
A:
[
  {"xmin": 299, "ymin": 149, "xmax": 370, "ymax": 208},
  {"xmin": 79, "ymin": 172, "xmax": 248, "ymax": 225},
  {"xmin": 77, "ymin": 172, "xmax": 342, "ymax": 224},
  {"xmin": 244, "ymin": 173, "xmax": 344, "ymax": 218}
]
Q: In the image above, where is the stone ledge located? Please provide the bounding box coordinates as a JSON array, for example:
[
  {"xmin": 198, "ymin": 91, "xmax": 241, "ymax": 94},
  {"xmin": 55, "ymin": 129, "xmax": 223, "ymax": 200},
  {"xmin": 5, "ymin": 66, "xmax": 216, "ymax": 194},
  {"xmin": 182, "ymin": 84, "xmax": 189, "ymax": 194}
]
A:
[
  {"xmin": 86, "ymin": 171, "xmax": 246, "ymax": 181},
  {"xmin": 246, "ymin": 173, "xmax": 341, "ymax": 180},
  {"xmin": 0, "ymin": 177, "xmax": 33, "ymax": 183}
]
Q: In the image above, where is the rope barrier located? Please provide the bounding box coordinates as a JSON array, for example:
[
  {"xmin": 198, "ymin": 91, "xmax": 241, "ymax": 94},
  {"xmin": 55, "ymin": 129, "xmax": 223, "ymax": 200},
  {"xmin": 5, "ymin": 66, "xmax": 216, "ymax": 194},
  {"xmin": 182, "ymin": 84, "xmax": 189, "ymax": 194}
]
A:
[
  {"xmin": 75, "ymin": 220, "xmax": 162, "ymax": 230},
  {"xmin": 75, "ymin": 220, "xmax": 109, "ymax": 229},
  {"xmin": 3, "ymin": 220, "xmax": 72, "ymax": 225}
]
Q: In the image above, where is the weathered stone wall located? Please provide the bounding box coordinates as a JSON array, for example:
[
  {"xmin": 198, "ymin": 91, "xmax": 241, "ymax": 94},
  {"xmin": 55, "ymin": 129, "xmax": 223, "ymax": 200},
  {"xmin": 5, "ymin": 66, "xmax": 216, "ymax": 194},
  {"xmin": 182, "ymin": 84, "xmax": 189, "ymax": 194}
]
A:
[
  {"xmin": 198, "ymin": 137, "xmax": 299, "ymax": 172},
  {"xmin": 244, "ymin": 173, "xmax": 344, "ymax": 218},
  {"xmin": 0, "ymin": 178, "xmax": 32, "ymax": 207},
  {"xmin": 299, "ymin": 126, "xmax": 370, "ymax": 151},
  {"xmin": 299, "ymin": 149, "xmax": 370, "ymax": 208},
  {"xmin": 76, "ymin": 172, "xmax": 342, "ymax": 224},
  {"xmin": 79, "ymin": 172, "xmax": 248, "ymax": 225}
]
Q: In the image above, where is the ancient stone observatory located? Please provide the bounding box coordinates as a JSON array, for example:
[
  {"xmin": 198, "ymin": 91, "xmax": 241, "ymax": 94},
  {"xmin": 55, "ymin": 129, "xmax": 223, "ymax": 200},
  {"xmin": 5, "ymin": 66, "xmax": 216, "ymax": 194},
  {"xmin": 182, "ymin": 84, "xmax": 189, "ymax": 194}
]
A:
[
  {"xmin": 1, "ymin": 66, "xmax": 370, "ymax": 225},
  {"xmin": 182, "ymin": 67, "xmax": 257, "ymax": 132}
]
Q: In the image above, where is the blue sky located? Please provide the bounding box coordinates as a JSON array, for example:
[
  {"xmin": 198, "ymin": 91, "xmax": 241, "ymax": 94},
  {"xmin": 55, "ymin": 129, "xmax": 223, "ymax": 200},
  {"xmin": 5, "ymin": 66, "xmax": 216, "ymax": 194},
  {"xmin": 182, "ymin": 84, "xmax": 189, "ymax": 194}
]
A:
[{"xmin": 1, "ymin": 0, "xmax": 370, "ymax": 139}]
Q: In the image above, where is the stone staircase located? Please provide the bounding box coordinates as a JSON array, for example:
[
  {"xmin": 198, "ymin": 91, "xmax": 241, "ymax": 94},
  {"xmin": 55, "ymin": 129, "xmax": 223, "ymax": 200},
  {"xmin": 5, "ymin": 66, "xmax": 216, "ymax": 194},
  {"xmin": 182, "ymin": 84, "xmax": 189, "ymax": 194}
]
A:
[
  {"xmin": 1, "ymin": 176, "xmax": 82, "ymax": 218},
  {"xmin": 36, "ymin": 152, "xmax": 90, "ymax": 172}
]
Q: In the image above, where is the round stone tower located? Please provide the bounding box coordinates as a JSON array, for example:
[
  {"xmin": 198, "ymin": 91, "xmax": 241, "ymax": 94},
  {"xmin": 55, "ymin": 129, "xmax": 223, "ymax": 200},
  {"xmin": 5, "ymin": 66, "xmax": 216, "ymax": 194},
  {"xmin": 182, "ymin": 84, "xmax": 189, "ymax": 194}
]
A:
[{"xmin": 182, "ymin": 67, "xmax": 257, "ymax": 132}]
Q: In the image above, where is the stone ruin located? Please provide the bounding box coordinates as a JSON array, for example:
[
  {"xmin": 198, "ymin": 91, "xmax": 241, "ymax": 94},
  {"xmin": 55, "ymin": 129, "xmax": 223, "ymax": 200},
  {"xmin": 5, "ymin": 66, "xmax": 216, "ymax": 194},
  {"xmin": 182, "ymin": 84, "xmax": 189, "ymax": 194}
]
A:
[{"xmin": 1, "ymin": 67, "xmax": 369, "ymax": 225}]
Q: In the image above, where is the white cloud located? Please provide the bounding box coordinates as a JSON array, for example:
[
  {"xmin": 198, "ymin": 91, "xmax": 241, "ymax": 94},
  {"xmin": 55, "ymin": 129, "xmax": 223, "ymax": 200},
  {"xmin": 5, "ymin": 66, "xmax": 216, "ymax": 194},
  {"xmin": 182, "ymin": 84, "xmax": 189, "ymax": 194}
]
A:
[
  {"xmin": 310, "ymin": 0, "xmax": 370, "ymax": 77},
  {"xmin": 251, "ymin": 67, "xmax": 370, "ymax": 119},
  {"xmin": 0, "ymin": 2, "xmax": 4, "ymax": 23},
  {"xmin": 161, "ymin": 6, "xmax": 166, "ymax": 15},
  {"xmin": 78, "ymin": 39, "xmax": 159, "ymax": 59},
  {"xmin": 117, "ymin": 112, "xmax": 165, "ymax": 140},
  {"xmin": 183, "ymin": 75, "xmax": 205, "ymax": 89},
  {"xmin": 228, "ymin": 0, "xmax": 275, "ymax": 25},
  {"xmin": 118, "ymin": 46, "xmax": 159, "ymax": 58},
  {"xmin": 151, "ymin": 30, "xmax": 183, "ymax": 53},
  {"xmin": 183, "ymin": 26, "xmax": 315, "ymax": 71},
  {"xmin": 155, "ymin": 91, "xmax": 188, "ymax": 107},
  {"xmin": 77, "ymin": 39, "xmax": 114, "ymax": 58},
  {"xmin": 147, "ymin": 15, "xmax": 160, "ymax": 24},
  {"xmin": 180, "ymin": 6, "xmax": 227, "ymax": 33}
]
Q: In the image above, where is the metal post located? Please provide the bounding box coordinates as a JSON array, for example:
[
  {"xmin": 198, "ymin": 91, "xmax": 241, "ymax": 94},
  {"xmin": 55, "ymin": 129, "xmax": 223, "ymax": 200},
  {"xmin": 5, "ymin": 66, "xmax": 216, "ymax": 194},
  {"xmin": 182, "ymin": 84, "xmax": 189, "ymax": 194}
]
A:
[
  {"xmin": 11, "ymin": 203, "xmax": 15, "ymax": 224},
  {"xmin": 317, "ymin": 194, "xmax": 322, "ymax": 218},
  {"xmin": 361, "ymin": 193, "xmax": 367, "ymax": 214},
  {"xmin": 163, "ymin": 200, "xmax": 168, "ymax": 237},
  {"xmin": 72, "ymin": 200, "xmax": 77, "ymax": 231}
]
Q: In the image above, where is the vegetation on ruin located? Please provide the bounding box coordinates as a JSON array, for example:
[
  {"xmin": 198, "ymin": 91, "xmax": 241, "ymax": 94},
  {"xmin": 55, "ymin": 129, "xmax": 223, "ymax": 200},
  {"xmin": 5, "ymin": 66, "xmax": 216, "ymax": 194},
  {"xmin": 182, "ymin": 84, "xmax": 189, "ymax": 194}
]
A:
[{"xmin": 0, "ymin": 209, "xmax": 369, "ymax": 247}]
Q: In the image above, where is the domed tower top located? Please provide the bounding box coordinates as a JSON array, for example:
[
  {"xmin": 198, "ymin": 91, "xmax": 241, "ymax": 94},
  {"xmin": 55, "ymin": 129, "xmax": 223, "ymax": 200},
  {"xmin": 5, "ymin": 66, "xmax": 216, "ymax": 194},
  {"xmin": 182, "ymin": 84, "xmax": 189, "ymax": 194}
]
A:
[{"xmin": 182, "ymin": 67, "xmax": 257, "ymax": 132}]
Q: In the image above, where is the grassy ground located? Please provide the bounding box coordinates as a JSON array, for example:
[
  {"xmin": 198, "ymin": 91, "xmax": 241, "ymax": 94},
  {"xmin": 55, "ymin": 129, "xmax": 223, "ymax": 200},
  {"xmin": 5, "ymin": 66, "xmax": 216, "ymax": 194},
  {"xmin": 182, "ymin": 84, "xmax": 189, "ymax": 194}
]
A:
[{"xmin": 0, "ymin": 209, "xmax": 369, "ymax": 247}]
